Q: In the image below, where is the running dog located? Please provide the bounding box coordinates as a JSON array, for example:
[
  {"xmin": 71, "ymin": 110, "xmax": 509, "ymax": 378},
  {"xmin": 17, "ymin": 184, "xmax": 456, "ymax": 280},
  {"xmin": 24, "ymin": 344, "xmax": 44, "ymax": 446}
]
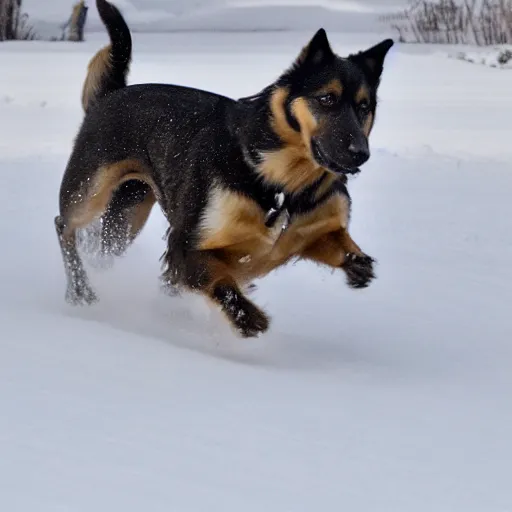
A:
[{"xmin": 55, "ymin": 0, "xmax": 394, "ymax": 337}]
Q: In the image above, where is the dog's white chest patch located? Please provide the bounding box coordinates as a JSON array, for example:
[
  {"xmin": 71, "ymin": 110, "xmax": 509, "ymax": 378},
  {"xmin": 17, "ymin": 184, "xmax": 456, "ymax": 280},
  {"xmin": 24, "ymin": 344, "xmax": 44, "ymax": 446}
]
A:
[{"xmin": 199, "ymin": 185, "xmax": 293, "ymax": 253}]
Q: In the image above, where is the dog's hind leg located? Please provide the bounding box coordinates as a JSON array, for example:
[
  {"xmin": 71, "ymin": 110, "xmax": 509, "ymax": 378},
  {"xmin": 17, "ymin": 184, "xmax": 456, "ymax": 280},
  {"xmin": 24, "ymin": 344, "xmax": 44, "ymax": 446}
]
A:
[
  {"xmin": 55, "ymin": 214, "xmax": 98, "ymax": 306},
  {"xmin": 99, "ymin": 179, "xmax": 155, "ymax": 258},
  {"xmin": 55, "ymin": 157, "xmax": 152, "ymax": 305}
]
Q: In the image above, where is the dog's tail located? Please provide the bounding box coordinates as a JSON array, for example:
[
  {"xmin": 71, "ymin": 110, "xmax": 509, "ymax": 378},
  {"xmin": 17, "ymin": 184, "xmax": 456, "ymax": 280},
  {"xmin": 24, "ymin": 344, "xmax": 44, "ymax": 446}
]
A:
[{"xmin": 81, "ymin": 0, "xmax": 132, "ymax": 112}]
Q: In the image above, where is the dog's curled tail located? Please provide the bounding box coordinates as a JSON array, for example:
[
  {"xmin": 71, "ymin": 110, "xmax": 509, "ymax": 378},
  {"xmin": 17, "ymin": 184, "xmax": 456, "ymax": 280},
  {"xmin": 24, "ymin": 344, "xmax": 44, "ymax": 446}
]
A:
[{"xmin": 81, "ymin": 0, "xmax": 132, "ymax": 112}]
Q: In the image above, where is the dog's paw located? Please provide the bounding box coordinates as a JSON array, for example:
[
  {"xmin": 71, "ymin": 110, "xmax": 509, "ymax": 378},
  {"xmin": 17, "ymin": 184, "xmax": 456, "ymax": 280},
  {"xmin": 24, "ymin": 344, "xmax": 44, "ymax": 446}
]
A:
[
  {"xmin": 233, "ymin": 300, "xmax": 270, "ymax": 338},
  {"xmin": 343, "ymin": 253, "xmax": 376, "ymax": 289},
  {"xmin": 215, "ymin": 284, "xmax": 270, "ymax": 338}
]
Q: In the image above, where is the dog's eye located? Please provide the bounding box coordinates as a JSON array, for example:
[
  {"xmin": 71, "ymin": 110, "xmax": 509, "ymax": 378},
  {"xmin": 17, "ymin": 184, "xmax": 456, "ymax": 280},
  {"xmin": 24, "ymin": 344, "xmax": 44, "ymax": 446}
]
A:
[
  {"xmin": 358, "ymin": 100, "xmax": 371, "ymax": 115},
  {"xmin": 317, "ymin": 93, "xmax": 338, "ymax": 108}
]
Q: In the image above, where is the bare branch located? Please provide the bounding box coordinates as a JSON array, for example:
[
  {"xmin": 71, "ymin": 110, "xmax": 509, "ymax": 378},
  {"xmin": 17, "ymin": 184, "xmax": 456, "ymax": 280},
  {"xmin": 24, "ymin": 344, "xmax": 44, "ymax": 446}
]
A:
[{"xmin": 385, "ymin": 0, "xmax": 512, "ymax": 45}]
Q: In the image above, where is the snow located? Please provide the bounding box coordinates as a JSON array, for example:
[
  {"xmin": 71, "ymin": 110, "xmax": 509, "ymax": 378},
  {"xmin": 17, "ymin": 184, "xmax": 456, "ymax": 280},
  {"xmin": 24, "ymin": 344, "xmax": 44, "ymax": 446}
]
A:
[
  {"xmin": 1, "ymin": 30, "xmax": 512, "ymax": 511},
  {"xmin": 451, "ymin": 46, "xmax": 512, "ymax": 69},
  {"xmin": 22, "ymin": 0, "xmax": 404, "ymax": 36}
]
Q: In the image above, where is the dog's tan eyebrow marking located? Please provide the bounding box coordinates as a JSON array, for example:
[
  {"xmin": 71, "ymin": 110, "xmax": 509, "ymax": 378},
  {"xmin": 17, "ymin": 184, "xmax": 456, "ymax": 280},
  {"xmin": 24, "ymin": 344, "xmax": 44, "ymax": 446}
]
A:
[
  {"xmin": 355, "ymin": 85, "xmax": 370, "ymax": 104},
  {"xmin": 315, "ymin": 79, "xmax": 343, "ymax": 96}
]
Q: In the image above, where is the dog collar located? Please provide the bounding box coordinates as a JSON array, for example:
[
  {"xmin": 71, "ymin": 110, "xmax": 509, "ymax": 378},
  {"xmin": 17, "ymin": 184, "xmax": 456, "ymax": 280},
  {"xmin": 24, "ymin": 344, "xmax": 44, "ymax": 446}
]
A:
[
  {"xmin": 264, "ymin": 192, "xmax": 291, "ymax": 233},
  {"xmin": 263, "ymin": 171, "xmax": 334, "ymax": 231}
]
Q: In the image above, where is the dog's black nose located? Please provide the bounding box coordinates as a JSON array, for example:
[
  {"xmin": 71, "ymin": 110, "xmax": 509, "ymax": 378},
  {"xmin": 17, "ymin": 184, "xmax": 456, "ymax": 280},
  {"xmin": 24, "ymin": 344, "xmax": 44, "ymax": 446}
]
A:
[{"xmin": 348, "ymin": 142, "xmax": 370, "ymax": 166}]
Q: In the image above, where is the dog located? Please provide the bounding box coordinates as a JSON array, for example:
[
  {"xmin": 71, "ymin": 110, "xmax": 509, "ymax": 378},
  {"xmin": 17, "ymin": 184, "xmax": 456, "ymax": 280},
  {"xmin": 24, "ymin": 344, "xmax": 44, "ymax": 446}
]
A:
[{"xmin": 55, "ymin": 0, "xmax": 393, "ymax": 338}]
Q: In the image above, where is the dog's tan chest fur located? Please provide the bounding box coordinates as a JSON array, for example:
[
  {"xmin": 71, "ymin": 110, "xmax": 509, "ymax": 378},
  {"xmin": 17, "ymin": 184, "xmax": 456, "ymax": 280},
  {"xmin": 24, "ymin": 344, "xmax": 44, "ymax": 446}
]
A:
[{"xmin": 198, "ymin": 185, "xmax": 350, "ymax": 281}]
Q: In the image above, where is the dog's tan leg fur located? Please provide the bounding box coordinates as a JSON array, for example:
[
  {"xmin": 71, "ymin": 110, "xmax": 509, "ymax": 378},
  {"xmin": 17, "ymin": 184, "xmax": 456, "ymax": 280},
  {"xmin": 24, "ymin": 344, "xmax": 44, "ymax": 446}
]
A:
[
  {"xmin": 301, "ymin": 228, "xmax": 364, "ymax": 267},
  {"xmin": 301, "ymin": 228, "xmax": 375, "ymax": 289},
  {"xmin": 61, "ymin": 160, "xmax": 153, "ymax": 237}
]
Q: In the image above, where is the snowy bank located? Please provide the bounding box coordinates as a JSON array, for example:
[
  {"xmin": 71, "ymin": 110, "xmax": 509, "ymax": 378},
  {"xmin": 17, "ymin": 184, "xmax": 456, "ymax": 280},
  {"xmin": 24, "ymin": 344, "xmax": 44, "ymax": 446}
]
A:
[{"xmin": 451, "ymin": 47, "xmax": 512, "ymax": 69}]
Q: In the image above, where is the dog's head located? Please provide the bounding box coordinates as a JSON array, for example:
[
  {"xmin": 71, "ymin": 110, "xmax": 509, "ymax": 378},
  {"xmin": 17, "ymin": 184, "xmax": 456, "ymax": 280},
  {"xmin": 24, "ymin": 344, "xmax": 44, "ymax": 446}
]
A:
[{"xmin": 273, "ymin": 29, "xmax": 393, "ymax": 176}]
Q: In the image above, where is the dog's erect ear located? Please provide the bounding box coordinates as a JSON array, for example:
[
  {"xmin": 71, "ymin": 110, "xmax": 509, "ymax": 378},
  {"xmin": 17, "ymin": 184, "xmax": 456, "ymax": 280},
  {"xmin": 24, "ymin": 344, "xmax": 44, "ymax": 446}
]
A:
[
  {"xmin": 296, "ymin": 28, "xmax": 334, "ymax": 67},
  {"xmin": 349, "ymin": 39, "xmax": 394, "ymax": 85}
]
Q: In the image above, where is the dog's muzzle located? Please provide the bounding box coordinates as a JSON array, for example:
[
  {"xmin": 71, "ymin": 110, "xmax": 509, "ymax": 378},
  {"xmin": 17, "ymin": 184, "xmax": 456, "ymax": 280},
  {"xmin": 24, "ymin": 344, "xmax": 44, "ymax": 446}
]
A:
[{"xmin": 311, "ymin": 139, "xmax": 362, "ymax": 176}]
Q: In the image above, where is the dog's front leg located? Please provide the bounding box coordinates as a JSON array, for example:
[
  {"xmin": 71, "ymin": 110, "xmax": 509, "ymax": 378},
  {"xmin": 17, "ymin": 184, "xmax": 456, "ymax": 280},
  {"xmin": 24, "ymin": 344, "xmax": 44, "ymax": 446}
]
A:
[
  {"xmin": 301, "ymin": 228, "xmax": 376, "ymax": 289},
  {"xmin": 163, "ymin": 244, "xmax": 270, "ymax": 338}
]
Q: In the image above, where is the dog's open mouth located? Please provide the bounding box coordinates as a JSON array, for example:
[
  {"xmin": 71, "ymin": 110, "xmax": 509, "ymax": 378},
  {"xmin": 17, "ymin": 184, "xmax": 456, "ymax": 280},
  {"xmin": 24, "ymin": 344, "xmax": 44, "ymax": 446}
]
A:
[{"xmin": 311, "ymin": 140, "xmax": 361, "ymax": 176}]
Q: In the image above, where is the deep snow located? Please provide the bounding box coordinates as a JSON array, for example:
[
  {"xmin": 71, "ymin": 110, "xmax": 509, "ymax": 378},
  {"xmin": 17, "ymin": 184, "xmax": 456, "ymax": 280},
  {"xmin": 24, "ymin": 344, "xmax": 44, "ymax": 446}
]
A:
[{"xmin": 1, "ymin": 32, "xmax": 512, "ymax": 511}]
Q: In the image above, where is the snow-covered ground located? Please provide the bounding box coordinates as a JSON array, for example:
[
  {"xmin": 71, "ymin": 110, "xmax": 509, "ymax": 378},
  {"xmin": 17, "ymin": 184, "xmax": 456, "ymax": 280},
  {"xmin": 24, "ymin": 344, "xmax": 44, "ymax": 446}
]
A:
[
  {"xmin": 1, "ymin": 31, "xmax": 512, "ymax": 511},
  {"xmin": 451, "ymin": 46, "xmax": 512, "ymax": 69}
]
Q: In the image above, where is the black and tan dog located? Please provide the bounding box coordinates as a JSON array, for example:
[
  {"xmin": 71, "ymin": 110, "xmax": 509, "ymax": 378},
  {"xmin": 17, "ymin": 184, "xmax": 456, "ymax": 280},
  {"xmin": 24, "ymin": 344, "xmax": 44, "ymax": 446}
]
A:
[{"xmin": 55, "ymin": 0, "xmax": 393, "ymax": 338}]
